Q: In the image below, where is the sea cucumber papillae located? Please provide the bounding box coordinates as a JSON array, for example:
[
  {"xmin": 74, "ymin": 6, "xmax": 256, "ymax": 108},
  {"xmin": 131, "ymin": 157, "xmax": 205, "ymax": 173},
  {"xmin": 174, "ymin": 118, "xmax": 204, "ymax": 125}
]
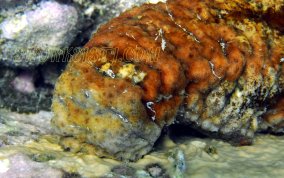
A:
[{"xmin": 51, "ymin": 0, "xmax": 284, "ymax": 161}]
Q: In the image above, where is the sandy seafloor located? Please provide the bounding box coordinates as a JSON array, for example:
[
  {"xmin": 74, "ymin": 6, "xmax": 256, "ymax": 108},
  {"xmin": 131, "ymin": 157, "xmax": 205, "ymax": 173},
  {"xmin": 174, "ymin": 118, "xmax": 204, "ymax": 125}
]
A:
[{"xmin": 0, "ymin": 109, "xmax": 283, "ymax": 178}]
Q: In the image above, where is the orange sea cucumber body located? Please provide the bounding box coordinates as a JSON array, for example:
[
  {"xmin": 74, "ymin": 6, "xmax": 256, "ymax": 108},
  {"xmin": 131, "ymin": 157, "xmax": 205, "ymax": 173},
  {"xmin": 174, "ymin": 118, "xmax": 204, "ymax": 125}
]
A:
[{"xmin": 52, "ymin": 0, "xmax": 284, "ymax": 160}]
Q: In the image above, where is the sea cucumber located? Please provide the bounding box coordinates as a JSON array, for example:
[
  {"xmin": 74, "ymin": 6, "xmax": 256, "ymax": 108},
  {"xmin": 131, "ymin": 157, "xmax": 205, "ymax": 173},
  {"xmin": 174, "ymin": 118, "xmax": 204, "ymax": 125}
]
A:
[{"xmin": 51, "ymin": 0, "xmax": 284, "ymax": 161}]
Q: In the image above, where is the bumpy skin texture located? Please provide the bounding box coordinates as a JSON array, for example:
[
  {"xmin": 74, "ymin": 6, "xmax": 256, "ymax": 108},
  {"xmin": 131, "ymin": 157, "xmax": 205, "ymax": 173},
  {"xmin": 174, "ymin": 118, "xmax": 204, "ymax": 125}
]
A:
[
  {"xmin": 51, "ymin": 49, "xmax": 162, "ymax": 161},
  {"xmin": 52, "ymin": 0, "xmax": 284, "ymax": 160}
]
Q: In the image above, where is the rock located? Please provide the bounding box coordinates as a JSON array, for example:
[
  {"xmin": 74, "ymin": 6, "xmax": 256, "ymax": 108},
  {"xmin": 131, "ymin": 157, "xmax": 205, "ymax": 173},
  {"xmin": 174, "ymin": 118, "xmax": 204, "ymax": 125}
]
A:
[
  {"xmin": 51, "ymin": 0, "xmax": 284, "ymax": 161},
  {"xmin": 39, "ymin": 62, "xmax": 63, "ymax": 87},
  {"xmin": 0, "ymin": 66, "xmax": 53, "ymax": 113},
  {"xmin": 0, "ymin": 109, "xmax": 52, "ymax": 146},
  {"xmin": 11, "ymin": 71, "xmax": 35, "ymax": 94},
  {"xmin": 0, "ymin": 108, "xmax": 283, "ymax": 178},
  {"xmin": 110, "ymin": 165, "xmax": 136, "ymax": 177},
  {"xmin": 0, "ymin": 153, "xmax": 63, "ymax": 178},
  {"xmin": 168, "ymin": 149, "xmax": 186, "ymax": 178},
  {"xmin": 145, "ymin": 163, "xmax": 169, "ymax": 178},
  {"xmin": 0, "ymin": 1, "xmax": 79, "ymax": 67},
  {"xmin": 0, "ymin": 0, "xmax": 30, "ymax": 9}
]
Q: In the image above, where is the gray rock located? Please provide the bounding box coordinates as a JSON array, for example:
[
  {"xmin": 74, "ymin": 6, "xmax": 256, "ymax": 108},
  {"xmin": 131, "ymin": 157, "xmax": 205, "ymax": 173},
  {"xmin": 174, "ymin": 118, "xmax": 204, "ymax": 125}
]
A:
[
  {"xmin": 0, "ymin": 66, "xmax": 53, "ymax": 113},
  {"xmin": 0, "ymin": 1, "xmax": 80, "ymax": 67},
  {"xmin": 111, "ymin": 165, "xmax": 136, "ymax": 177},
  {"xmin": 0, "ymin": 153, "xmax": 63, "ymax": 178},
  {"xmin": 0, "ymin": 0, "xmax": 30, "ymax": 9},
  {"xmin": 0, "ymin": 109, "xmax": 52, "ymax": 146}
]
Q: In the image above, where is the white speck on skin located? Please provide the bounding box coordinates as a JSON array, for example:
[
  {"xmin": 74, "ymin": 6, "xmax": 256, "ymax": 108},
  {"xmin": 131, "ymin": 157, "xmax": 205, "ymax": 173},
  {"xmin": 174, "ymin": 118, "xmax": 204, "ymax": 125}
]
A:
[
  {"xmin": 165, "ymin": 3, "xmax": 200, "ymax": 43},
  {"xmin": 117, "ymin": 113, "xmax": 128, "ymax": 123},
  {"xmin": 280, "ymin": 58, "xmax": 284, "ymax": 63},
  {"xmin": 84, "ymin": 90, "xmax": 90, "ymax": 98},
  {"xmin": 126, "ymin": 32, "xmax": 136, "ymax": 40},
  {"xmin": 158, "ymin": 28, "xmax": 164, "ymax": 36},
  {"xmin": 165, "ymin": 4, "xmax": 174, "ymax": 21},
  {"xmin": 155, "ymin": 29, "xmax": 166, "ymax": 51},
  {"xmin": 161, "ymin": 38, "xmax": 166, "ymax": 51},
  {"xmin": 110, "ymin": 106, "xmax": 128, "ymax": 123},
  {"xmin": 146, "ymin": 102, "xmax": 156, "ymax": 121},
  {"xmin": 100, "ymin": 63, "xmax": 116, "ymax": 78},
  {"xmin": 196, "ymin": 14, "xmax": 202, "ymax": 20},
  {"xmin": 209, "ymin": 61, "xmax": 222, "ymax": 80},
  {"xmin": 147, "ymin": 0, "xmax": 166, "ymax": 4},
  {"xmin": 106, "ymin": 69, "xmax": 116, "ymax": 78},
  {"xmin": 155, "ymin": 34, "xmax": 159, "ymax": 41},
  {"xmin": 219, "ymin": 39, "xmax": 227, "ymax": 55}
]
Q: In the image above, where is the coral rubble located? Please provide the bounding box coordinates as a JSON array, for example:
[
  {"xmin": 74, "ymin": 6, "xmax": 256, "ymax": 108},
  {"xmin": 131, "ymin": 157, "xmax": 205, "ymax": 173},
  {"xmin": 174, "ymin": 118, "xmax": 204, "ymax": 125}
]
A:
[{"xmin": 52, "ymin": 0, "xmax": 284, "ymax": 160}]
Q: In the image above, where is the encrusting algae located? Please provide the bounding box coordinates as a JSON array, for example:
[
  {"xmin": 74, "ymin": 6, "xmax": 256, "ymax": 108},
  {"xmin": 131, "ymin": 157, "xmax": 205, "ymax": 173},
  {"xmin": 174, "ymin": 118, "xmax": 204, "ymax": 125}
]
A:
[{"xmin": 51, "ymin": 0, "xmax": 284, "ymax": 161}]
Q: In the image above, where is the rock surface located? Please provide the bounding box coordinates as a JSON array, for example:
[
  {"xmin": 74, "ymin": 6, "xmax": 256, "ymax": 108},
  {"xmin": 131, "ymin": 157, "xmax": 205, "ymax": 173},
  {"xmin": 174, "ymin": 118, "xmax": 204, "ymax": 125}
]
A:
[
  {"xmin": 0, "ymin": 0, "xmax": 29, "ymax": 8},
  {"xmin": 0, "ymin": 109, "xmax": 52, "ymax": 146},
  {"xmin": 0, "ymin": 1, "xmax": 79, "ymax": 67},
  {"xmin": 0, "ymin": 109, "xmax": 284, "ymax": 178},
  {"xmin": 0, "ymin": 153, "xmax": 63, "ymax": 178},
  {"xmin": 0, "ymin": 66, "xmax": 53, "ymax": 113}
]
